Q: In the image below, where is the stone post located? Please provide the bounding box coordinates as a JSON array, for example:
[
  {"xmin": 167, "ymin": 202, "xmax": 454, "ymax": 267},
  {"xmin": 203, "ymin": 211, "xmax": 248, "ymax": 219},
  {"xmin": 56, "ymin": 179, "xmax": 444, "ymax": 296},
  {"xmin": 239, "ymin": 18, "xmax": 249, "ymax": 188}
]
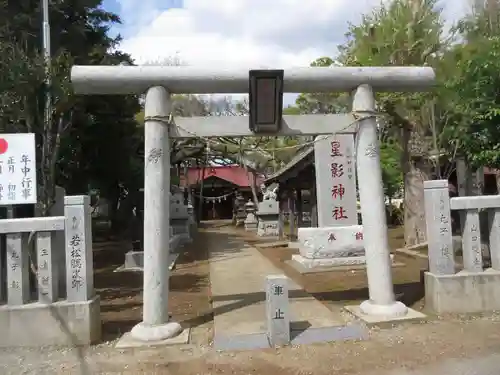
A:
[
  {"xmin": 423, "ymin": 180, "xmax": 455, "ymax": 275},
  {"xmin": 36, "ymin": 186, "xmax": 66, "ymax": 299},
  {"xmin": 488, "ymin": 208, "xmax": 500, "ymax": 270},
  {"xmin": 266, "ymin": 275, "xmax": 290, "ymax": 346},
  {"xmin": 37, "ymin": 231, "xmax": 58, "ymax": 303},
  {"xmin": 352, "ymin": 84, "xmax": 408, "ymax": 317},
  {"xmin": 6, "ymin": 233, "xmax": 30, "ymax": 305},
  {"xmin": 64, "ymin": 195, "xmax": 94, "ymax": 302},
  {"xmin": 130, "ymin": 86, "xmax": 182, "ymax": 342},
  {"xmin": 462, "ymin": 208, "xmax": 483, "ymax": 272}
]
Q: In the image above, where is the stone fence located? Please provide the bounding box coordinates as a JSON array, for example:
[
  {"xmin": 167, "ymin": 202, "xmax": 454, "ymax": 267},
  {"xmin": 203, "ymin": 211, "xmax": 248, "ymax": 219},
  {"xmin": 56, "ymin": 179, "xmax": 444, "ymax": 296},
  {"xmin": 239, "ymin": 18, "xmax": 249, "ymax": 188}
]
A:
[
  {"xmin": 424, "ymin": 180, "xmax": 500, "ymax": 313},
  {"xmin": 0, "ymin": 195, "xmax": 100, "ymax": 347}
]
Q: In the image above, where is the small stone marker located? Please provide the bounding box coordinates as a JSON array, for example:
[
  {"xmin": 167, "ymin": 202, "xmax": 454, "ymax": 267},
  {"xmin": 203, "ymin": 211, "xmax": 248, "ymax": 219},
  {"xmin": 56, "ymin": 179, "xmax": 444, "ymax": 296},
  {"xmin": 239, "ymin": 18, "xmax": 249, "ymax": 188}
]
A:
[
  {"xmin": 37, "ymin": 231, "xmax": 58, "ymax": 302},
  {"xmin": 462, "ymin": 209, "xmax": 483, "ymax": 272},
  {"xmin": 64, "ymin": 195, "xmax": 94, "ymax": 302},
  {"xmin": 423, "ymin": 180, "xmax": 455, "ymax": 275},
  {"xmin": 314, "ymin": 134, "xmax": 357, "ymax": 227},
  {"xmin": 266, "ymin": 275, "xmax": 290, "ymax": 347},
  {"xmin": 6, "ymin": 233, "xmax": 30, "ymax": 305},
  {"xmin": 488, "ymin": 208, "xmax": 500, "ymax": 270}
]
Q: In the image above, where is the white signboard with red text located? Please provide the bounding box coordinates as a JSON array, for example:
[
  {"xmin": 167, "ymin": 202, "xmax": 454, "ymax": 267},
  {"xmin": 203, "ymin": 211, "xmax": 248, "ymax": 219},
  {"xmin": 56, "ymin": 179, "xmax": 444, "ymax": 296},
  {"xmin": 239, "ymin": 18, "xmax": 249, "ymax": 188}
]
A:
[
  {"xmin": 313, "ymin": 134, "xmax": 357, "ymax": 227},
  {"xmin": 0, "ymin": 133, "xmax": 37, "ymax": 205}
]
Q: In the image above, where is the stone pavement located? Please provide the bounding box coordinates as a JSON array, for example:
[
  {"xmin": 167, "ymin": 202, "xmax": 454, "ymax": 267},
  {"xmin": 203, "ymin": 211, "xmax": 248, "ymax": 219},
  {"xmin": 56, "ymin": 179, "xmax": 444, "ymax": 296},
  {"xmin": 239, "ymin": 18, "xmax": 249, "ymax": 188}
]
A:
[{"xmin": 206, "ymin": 222, "xmax": 363, "ymax": 349}]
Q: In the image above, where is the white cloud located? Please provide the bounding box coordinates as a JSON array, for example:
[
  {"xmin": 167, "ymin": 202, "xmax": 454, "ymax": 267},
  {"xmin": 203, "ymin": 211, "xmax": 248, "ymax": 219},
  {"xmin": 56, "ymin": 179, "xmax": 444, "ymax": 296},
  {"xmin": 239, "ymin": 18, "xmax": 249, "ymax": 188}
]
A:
[{"xmin": 115, "ymin": 0, "xmax": 471, "ymax": 102}]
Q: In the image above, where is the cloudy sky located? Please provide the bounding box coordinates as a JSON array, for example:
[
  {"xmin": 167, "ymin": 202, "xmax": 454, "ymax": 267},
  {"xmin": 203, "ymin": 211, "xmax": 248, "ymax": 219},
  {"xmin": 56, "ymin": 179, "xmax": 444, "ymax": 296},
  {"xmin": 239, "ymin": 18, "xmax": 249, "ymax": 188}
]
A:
[{"xmin": 101, "ymin": 0, "xmax": 471, "ymax": 103}]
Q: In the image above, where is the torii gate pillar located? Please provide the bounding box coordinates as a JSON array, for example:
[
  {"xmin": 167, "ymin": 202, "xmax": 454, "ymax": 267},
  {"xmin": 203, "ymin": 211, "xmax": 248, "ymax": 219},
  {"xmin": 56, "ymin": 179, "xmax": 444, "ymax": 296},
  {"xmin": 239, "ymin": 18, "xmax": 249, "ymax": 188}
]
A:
[
  {"xmin": 129, "ymin": 86, "xmax": 183, "ymax": 341},
  {"xmin": 352, "ymin": 85, "xmax": 407, "ymax": 317}
]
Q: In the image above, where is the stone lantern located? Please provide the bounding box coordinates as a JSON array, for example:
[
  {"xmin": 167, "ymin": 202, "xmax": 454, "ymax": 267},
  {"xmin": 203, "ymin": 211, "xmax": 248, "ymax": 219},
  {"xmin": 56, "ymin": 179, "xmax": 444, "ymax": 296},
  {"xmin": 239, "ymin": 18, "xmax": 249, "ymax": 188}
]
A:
[{"xmin": 244, "ymin": 199, "xmax": 258, "ymax": 231}]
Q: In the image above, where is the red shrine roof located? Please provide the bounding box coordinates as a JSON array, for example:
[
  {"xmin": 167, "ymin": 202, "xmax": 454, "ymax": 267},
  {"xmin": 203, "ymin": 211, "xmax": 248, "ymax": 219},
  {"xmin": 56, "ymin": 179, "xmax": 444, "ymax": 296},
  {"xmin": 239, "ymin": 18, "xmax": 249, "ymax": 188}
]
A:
[{"xmin": 180, "ymin": 165, "xmax": 265, "ymax": 188}]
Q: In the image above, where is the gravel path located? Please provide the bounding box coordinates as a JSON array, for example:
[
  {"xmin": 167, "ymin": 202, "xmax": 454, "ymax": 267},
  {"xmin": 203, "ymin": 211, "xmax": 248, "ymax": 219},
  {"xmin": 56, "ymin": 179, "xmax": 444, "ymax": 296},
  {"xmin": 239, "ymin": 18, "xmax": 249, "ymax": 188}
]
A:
[{"xmin": 2, "ymin": 313, "xmax": 500, "ymax": 374}]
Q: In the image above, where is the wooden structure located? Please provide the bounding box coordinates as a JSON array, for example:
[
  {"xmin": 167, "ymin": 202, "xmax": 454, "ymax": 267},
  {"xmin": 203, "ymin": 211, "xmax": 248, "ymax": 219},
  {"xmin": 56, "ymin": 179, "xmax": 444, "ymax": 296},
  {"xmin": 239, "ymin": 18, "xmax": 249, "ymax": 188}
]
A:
[
  {"xmin": 265, "ymin": 146, "xmax": 316, "ymax": 239},
  {"xmin": 180, "ymin": 165, "xmax": 264, "ymax": 220}
]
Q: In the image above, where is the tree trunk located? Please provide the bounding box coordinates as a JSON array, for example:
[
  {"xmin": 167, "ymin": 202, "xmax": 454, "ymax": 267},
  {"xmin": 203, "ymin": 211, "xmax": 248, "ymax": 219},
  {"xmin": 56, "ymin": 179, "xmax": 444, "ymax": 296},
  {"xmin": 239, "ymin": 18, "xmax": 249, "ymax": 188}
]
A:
[
  {"xmin": 401, "ymin": 126, "xmax": 428, "ymax": 246},
  {"xmin": 403, "ymin": 161, "xmax": 429, "ymax": 246},
  {"xmin": 242, "ymin": 163, "xmax": 259, "ymax": 206}
]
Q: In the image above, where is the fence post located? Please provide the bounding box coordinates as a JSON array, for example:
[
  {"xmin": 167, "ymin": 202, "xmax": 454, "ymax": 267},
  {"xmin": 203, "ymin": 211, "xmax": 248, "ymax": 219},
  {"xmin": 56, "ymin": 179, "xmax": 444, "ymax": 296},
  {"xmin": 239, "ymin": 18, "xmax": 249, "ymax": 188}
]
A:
[
  {"xmin": 461, "ymin": 208, "xmax": 483, "ymax": 272},
  {"xmin": 488, "ymin": 208, "xmax": 500, "ymax": 270},
  {"xmin": 36, "ymin": 231, "xmax": 58, "ymax": 302},
  {"xmin": 6, "ymin": 233, "xmax": 30, "ymax": 305},
  {"xmin": 64, "ymin": 195, "xmax": 94, "ymax": 302},
  {"xmin": 424, "ymin": 180, "xmax": 455, "ymax": 275}
]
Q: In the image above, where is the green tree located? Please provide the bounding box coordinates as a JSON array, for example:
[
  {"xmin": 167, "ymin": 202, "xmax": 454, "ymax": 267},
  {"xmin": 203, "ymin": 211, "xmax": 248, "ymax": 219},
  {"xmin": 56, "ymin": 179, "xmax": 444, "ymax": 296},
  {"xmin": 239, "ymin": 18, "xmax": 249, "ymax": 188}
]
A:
[
  {"xmin": 295, "ymin": 57, "xmax": 350, "ymax": 114},
  {"xmin": 380, "ymin": 140, "xmax": 403, "ymax": 202},
  {"xmin": 0, "ymin": 0, "xmax": 142, "ymax": 221},
  {"xmin": 337, "ymin": 0, "xmax": 446, "ymax": 245},
  {"xmin": 444, "ymin": 1, "xmax": 500, "ymax": 170}
]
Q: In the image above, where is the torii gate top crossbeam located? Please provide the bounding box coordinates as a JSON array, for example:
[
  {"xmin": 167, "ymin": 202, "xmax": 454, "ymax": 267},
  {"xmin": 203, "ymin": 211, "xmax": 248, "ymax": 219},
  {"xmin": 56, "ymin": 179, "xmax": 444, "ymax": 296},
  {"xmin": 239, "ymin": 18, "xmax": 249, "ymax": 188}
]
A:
[{"xmin": 70, "ymin": 66, "xmax": 435, "ymax": 95}]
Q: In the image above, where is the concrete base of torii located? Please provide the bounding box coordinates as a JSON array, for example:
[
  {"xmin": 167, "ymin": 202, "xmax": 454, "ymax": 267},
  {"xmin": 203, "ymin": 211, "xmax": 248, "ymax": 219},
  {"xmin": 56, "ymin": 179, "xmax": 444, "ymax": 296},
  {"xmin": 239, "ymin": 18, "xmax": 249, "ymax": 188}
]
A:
[
  {"xmin": 129, "ymin": 322, "xmax": 184, "ymax": 342},
  {"xmin": 344, "ymin": 305, "xmax": 426, "ymax": 327}
]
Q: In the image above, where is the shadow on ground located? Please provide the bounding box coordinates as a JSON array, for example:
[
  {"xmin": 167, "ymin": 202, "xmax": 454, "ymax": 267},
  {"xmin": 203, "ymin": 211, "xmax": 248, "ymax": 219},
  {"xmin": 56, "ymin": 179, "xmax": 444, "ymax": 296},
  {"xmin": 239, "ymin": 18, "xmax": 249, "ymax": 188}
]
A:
[
  {"xmin": 93, "ymin": 224, "xmax": 213, "ymax": 342},
  {"xmin": 92, "ymin": 221, "xmax": 426, "ymax": 342}
]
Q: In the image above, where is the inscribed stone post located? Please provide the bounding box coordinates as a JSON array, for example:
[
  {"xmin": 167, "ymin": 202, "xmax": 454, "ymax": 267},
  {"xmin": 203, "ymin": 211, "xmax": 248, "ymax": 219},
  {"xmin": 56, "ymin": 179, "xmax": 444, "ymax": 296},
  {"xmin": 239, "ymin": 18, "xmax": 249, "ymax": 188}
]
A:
[
  {"xmin": 35, "ymin": 185, "xmax": 65, "ymax": 299},
  {"xmin": 313, "ymin": 134, "xmax": 357, "ymax": 227},
  {"xmin": 37, "ymin": 231, "xmax": 58, "ymax": 302},
  {"xmin": 488, "ymin": 208, "xmax": 500, "ymax": 270},
  {"xmin": 424, "ymin": 180, "xmax": 455, "ymax": 275},
  {"xmin": 6, "ymin": 233, "xmax": 30, "ymax": 305},
  {"xmin": 266, "ymin": 275, "xmax": 290, "ymax": 347},
  {"xmin": 64, "ymin": 195, "xmax": 94, "ymax": 302},
  {"xmin": 423, "ymin": 180, "xmax": 455, "ymax": 275},
  {"xmin": 462, "ymin": 209, "xmax": 483, "ymax": 272}
]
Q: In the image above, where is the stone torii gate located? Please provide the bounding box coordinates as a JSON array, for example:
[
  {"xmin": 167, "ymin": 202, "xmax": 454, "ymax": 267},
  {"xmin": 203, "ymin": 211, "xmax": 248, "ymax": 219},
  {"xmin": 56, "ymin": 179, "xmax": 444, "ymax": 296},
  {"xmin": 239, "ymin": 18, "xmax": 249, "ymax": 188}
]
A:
[{"xmin": 71, "ymin": 65, "xmax": 435, "ymax": 342}]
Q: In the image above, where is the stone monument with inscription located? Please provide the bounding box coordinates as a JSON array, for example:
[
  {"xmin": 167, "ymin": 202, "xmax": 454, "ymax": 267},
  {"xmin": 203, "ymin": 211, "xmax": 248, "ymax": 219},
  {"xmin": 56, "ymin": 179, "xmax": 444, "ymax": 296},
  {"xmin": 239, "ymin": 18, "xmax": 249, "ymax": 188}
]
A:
[
  {"xmin": 266, "ymin": 274, "xmax": 290, "ymax": 347},
  {"xmin": 292, "ymin": 135, "xmax": 367, "ymax": 268},
  {"xmin": 423, "ymin": 180, "xmax": 500, "ymax": 314},
  {"xmin": 257, "ymin": 199, "xmax": 280, "ymax": 237}
]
